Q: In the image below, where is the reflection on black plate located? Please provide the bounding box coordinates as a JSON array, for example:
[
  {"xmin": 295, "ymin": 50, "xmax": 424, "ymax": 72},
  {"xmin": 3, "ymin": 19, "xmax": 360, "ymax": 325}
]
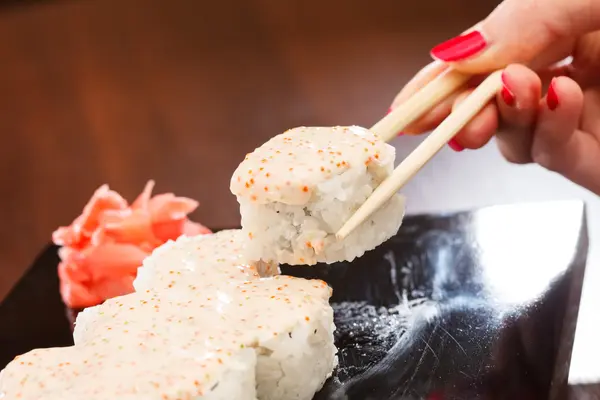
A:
[{"xmin": 0, "ymin": 201, "xmax": 588, "ymax": 400}]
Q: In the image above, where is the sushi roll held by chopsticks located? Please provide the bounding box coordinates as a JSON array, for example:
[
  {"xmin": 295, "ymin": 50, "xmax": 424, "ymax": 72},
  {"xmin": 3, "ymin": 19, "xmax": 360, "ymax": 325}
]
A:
[
  {"xmin": 231, "ymin": 69, "xmax": 504, "ymax": 266},
  {"xmin": 230, "ymin": 126, "xmax": 406, "ymax": 266}
]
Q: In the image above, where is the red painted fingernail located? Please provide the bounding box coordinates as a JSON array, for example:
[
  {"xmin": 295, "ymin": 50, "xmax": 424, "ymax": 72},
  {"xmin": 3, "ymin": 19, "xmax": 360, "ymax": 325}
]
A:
[
  {"xmin": 500, "ymin": 71, "xmax": 516, "ymax": 107},
  {"xmin": 430, "ymin": 31, "xmax": 487, "ymax": 62},
  {"xmin": 397, "ymin": 132, "xmax": 404, "ymax": 136},
  {"xmin": 386, "ymin": 107, "xmax": 393, "ymax": 115},
  {"xmin": 547, "ymin": 79, "xmax": 559, "ymax": 110},
  {"xmin": 448, "ymin": 139, "xmax": 464, "ymax": 152}
]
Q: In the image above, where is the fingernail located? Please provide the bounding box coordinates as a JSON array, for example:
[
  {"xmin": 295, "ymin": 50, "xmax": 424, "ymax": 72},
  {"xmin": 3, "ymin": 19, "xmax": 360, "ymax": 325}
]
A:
[
  {"xmin": 448, "ymin": 139, "xmax": 464, "ymax": 152},
  {"xmin": 386, "ymin": 107, "xmax": 393, "ymax": 115},
  {"xmin": 430, "ymin": 31, "xmax": 487, "ymax": 62},
  {"xmin": 397, "ymin": 132, "xmax": 404, "ymax": 136},
  {"xmin": 547, "ymin": 78, "xmax": 559, "ymax": 110},
  {"xmin": 500, "ymin": 71, "xmax": 516, "ymax": 107}
]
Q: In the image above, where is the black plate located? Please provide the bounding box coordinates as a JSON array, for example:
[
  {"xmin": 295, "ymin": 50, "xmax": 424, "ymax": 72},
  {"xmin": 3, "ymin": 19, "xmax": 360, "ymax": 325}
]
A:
[{"xmin": 0, "ymin": 201, "xmax": 589, "ymax": 400}]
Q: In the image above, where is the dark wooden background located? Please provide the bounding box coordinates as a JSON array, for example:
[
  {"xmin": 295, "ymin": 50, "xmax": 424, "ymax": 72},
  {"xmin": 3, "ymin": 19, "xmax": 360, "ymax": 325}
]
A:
[
  {"xmin": 0, "ymin": 0, "xmax": 500, "ymax": 298},
  {"xmin": 0, "ymin": 0, "xmax": 599, "ymax": 391}
]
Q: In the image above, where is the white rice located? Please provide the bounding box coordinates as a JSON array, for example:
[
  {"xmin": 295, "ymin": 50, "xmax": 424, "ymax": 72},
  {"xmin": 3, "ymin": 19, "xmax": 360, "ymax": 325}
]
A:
[
  {"xmin": 74, "ymin": 276, "xmax": 337, "ymax": 400},
  {"xmin": 240, "ymin": 276, "xmax": 338, "ymax": 400}
]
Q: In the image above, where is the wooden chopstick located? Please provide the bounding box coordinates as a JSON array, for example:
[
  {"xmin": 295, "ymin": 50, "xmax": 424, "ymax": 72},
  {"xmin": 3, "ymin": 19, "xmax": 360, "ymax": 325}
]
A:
[
  {"xmin": 373, "ymin": 69, "xmax": 471, "ymax": 142},
  {"xmin": 337, "ymin": 70, "xmax": 504, "ymax": 240}
]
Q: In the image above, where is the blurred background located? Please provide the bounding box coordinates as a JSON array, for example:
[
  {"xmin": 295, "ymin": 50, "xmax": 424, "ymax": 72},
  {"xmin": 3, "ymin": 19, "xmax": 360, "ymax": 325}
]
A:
[{"xmin": 0, "ymin": 0, "xmax": 598, "ymax": 387}]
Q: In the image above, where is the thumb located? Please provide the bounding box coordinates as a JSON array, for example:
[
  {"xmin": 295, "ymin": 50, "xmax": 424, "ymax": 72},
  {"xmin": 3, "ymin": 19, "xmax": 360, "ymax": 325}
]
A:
[{"xmin": 430, "ymin": 0, "xmax": 600, "ymax": 74}]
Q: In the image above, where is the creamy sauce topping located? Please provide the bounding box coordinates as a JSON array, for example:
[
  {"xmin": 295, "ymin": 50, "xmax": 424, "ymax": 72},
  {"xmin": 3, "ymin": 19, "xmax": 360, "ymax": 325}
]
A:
[
  {"xmin": 230, "ymin": 126, "xmax": 393, "ymax": 205},
  {"xmin": 76, "ymin": 276, "xmax": 330, "ymax": 347},
  {"xmin": 0, "ymin": 345, "xmax": 249, "ymax": 400},
  {"xmin": 133, "ymin": 230, "xmax": 264, "ymax": 293}
]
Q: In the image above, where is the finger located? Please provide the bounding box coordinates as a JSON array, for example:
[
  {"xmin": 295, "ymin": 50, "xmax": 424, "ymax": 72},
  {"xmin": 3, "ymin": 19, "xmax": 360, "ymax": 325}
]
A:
[
  {"xmin": 390, "ymin": 61, "xmax": 448, "ymax": 109},
  {"xmin": 391, "ymin": 62, "xmax": 492, "ymax": 135},
  {"xmin": 448, "ymin": 89, "xmax": 498, "ymax": 150},
  {"xmin": 429, "ymin": 0, "xmax": 600, "ymax": 73},
  {"xmin": 540, "ymin": 81, "xmax": 600, "ymax": 195},
  {"xmin": 581, "ymin": 88, "xmax": 600, "ymax": 136},
  {"xmin": 388, "ymin": 61, "xmax": 451, "ymax": 135},
  {"xmin": 532, "ymin": 45, "xmax": 600, "ymax": 89},
  {"xmin": 527, "ymin": 38, "xmax": 576, "ymax": 71},
  {"xmin": 402, "ymin": 91, "xmax": 462, "ymax": 134},
  {"xmin": 494, "ymin": 64, "xmax": 543, "ymax": 163},
  {"xmin": 570, "ymin": 31, "xmax": 600, "ymax": 88},
  {"xmin": 529, "ymin": 77, "xmax": 600, "ymax": 194},
  {"xmin": 394, "ymin": 70, "xmax": 487, "ymax": 135},
  {"xmin": 537, "ymin": 62, "xmax": 573, "ymax": 86}
]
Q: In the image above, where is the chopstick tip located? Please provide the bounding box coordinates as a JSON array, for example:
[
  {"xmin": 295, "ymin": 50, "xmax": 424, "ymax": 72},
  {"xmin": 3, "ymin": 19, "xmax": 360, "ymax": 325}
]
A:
[{"xmin": 335, "ymin": 226, "xmax": 350, "ymax": 241}]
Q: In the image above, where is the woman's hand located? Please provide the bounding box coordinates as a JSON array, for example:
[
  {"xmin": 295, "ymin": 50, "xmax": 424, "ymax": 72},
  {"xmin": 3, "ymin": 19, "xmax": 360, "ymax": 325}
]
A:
[{"xmin": 392, "ymin": 0, "xmax": 600, "ymax": 195}]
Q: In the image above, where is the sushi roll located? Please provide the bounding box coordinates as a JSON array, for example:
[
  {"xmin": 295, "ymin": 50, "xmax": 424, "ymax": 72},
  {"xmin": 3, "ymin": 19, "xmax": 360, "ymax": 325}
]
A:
[
  {"xmin": 74, "ymin": 276, "xmax": 337, "ymax": 400},
  {"xmin": 230, "ymin": 126, "xmax": 405, "ymax": 265},
  {"xmin": 72, "ymin": 293, "xmax": 260, "ymax": 400},
  {"xmin": 0, "ymin": 347, "xmax": 257, "ymax": 400},
  {"xmin": 3, "ymin": 203, "xmax": 335, "ymax": 400},
  {"xmin": 1, "ymin": 301, "xmax": 258, "ymax": 400},
  {"xmin": 133, "ymin": 229, "xmax": 279, "ymax": 294},
  {"xmin": 238, "ymin": 276, "xmax": 337, "ymax": 400}
]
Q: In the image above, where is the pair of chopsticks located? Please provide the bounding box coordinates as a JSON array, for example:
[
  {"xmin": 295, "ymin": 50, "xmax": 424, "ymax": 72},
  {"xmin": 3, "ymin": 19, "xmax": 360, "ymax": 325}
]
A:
[{"xmin": 336, "ymin": 69, "xmax": 504, "ymax": 239}]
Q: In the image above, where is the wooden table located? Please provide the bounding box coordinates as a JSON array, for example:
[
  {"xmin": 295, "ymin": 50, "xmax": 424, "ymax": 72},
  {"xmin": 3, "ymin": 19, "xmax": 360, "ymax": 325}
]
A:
[{"xmin": 0, "ymin": 0, "xmax": 599, "ymax": 393}]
